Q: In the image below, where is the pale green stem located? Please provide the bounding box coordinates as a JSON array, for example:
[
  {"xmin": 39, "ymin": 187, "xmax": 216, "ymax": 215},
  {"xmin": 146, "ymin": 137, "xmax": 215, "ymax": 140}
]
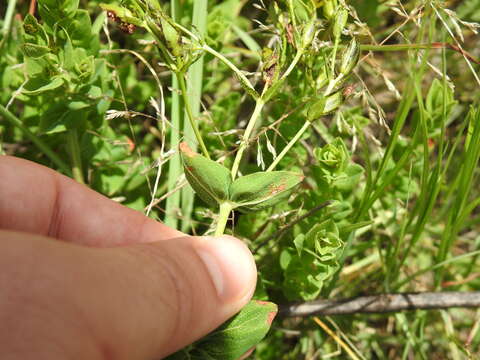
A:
[
  {"xmin": 164, "ymin": 0, "xmax": 182, "ymax": 229},
  {"xmin": 0, "ymin": 104, "xmax": 72, "ymax": 176},
  {"xmin": 361, "ymin": 44, "xmax": 439, "ymax": 52},
  {"xmin": 177, "ymin": 71, "xmax": 210, "ymax": 159},
  {"xmin": 2, "ymin": 0, "xmax": 17, "ymax": 34},
  {"xmin": 266, "ymin": 121, "xmax": 311, "ymax": 172},
  {"xmin": 215, "ymin": 202, "xmax": 233, "ymax": 236},
  {"xmin": 66, "ymin": 129, "xmax": 85, "ymax": 184},
  {"xmin": 280, "ymin": 50, "xmax": 304, "ymax": 82},
  {"xmin": 331, "ymin": 37, "xmax": 339, "ymax": 75},
  {"xmin": 164, "ymin": 72, "xmax": 182, "ymax": 229},
  {"xmin": 231, "ymin": 97, "xmax": 265, "ymax": 179},
  {"xmin": 181, "ymin": 0, "xmax": 207, "ymax": 233},
  {"xmin": 201, "ymin": 44, "xmax": 258, "ymax": 98}
]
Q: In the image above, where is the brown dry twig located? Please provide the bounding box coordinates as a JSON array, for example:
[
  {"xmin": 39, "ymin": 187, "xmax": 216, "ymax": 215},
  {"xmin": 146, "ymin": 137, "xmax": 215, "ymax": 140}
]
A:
[{"xmin": 280, "ymin": 292, "xmax": 480, "ymax": 317}]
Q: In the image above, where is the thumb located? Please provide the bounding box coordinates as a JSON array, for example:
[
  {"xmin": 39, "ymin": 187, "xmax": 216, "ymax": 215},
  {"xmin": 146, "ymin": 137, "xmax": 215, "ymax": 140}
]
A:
[{"xmin": 0, "ymin": 231, "xmax": 257, "ymax": 360}]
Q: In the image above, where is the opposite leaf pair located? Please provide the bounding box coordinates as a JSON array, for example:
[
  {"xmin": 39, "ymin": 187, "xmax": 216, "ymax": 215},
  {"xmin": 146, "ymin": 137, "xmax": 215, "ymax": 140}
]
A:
[{"xmin": 179, "ymin": 142, "xmax": 304, "ymax": 213}]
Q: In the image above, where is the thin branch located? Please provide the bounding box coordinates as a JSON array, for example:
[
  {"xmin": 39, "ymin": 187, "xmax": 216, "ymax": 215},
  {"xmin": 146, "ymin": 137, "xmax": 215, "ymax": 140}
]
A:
[{"xmin": 280, "ymin": 292, "xmax": 480, "ymax": 317}]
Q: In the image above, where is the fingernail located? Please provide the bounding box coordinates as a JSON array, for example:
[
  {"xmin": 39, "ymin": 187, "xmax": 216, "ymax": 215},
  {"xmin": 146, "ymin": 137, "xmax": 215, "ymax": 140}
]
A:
[{"xmin": 196, "ymin": 236, "xmax": 257, "ymax": 302}]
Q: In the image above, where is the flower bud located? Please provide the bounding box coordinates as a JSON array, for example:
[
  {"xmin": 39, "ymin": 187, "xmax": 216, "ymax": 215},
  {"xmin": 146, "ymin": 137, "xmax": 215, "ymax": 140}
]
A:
[
  {"xmin": 323, "ymin": 0, "xmax": 337, "ymax": 20},
  {"xmin": 340, "ymin": 37, "xmax": 360, "ymax": 75},
  {"xmin": 160, "ymin": 16, "xmax": 181, "ymax": 57},
  {"xmin": 301, "ymin": 19, "xmax": 316, "ymax": 48},
  {"xmin": 332, "ymin": 8, "xmax": 348, "ymax": 39}
]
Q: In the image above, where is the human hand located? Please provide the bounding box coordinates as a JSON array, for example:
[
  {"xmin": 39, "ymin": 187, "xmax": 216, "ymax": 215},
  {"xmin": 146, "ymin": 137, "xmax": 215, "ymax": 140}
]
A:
[{"xmin": 0, "ymin": 156, "xmax": 257, "ymax": 360}]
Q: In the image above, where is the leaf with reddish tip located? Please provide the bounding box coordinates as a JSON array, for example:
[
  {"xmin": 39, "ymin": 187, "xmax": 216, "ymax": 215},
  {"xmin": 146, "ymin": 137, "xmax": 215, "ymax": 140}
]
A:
[
  {"xmin": 230, "ymin": 171, "xmax": 304, "ymax": 213},
  {"xmin": 179, "ymin": 142, "xmax": 232, "ymax": 207},
  {"xmin": 167, "ymin": 300, "xmax": 278, "ymax": 360}
]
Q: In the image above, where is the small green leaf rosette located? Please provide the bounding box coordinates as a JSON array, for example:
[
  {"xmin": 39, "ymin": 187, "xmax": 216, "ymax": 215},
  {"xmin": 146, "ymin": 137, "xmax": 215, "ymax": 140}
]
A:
[
  {"xmin": 312, "ymin": 138, "xmax": 364, "ymax": 191},
  {"xmin": 315, "ymin": 137, "xmax": 349, "ymax": 175},
  {"xmin": 167, "ymin": 300, "xmax": 278, "ymax": 360},
  {"xmin": 281, "ymin": 220, "xmax": 344, "ymax": 301},
  {"xmin": 180, "ymin": 143, "xmax": 304, "ymax": 212}
]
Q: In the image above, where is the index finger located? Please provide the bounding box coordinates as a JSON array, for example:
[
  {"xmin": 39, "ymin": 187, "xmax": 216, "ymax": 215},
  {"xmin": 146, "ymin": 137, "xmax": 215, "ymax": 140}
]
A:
[{"xmin": 0, "ymin": 156, "xmax": 183, "ymax": 246}]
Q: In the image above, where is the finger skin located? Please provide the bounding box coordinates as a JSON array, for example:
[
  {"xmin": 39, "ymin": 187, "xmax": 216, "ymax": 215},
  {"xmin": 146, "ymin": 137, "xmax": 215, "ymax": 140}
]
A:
[
  {"xmin": 0, "ymin": 231, "xmax": 256, "ymax": 360},
  {"xmin": 0, "ymin": 156, "xmax": 258, "ymax": 359},
  {"xmin": 0, "ymin": 155, "xmax": 182, "ymax": 246}
]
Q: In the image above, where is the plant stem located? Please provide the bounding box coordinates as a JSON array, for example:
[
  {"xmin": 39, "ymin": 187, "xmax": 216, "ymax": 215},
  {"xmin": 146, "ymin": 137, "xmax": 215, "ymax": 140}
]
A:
[
  {"xmin": 66, "ymin": 129, "xmax": 85, "ymax": 184},
  {"xmin": 177, "ymin": 71, "xmax": 210, "ymax": 159},
  {"xmin": 0, "ymin": 104, "xmax": 72, "ymax": 176},
  {"xmin": 266, "ymin": 121, "xmax": 311, "ymax": 172},
  {"xmin": 181, "ymin": 0, "xmax": 207, "ymax": 233},
  {"xmin": 215, "ymin": 202, "xmax": 233, "ymax": 236},
  {"xmin": 2, "ymin": 0, "xmax": 17, "ymax": 34},
  {"xmin": 231, "ymin": 97, "xmax": 265, "ymax": 179},
  {"xmin": 201, "ymin": 44, "xmax": 258, "ymax": 98},
  {"xmin": 280, "ymin": 50, "xmax": 303, "ymax": 81},
  {"xmin": 164, "ymin": 0, "xmax": 183, "ymax": 229}
]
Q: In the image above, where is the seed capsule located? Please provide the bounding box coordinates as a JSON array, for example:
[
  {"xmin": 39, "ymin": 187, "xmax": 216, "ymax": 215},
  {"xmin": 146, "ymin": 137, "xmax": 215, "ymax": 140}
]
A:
[{"xmin": 333, "ymin": 9, "xmax": 348, "ymax": 39}]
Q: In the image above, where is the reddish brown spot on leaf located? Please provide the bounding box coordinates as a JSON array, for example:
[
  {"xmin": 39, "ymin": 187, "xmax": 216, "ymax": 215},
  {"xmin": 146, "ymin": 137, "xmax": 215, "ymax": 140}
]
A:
[
  {"xmin": 268, "ymin": 182, "xmax": 286, "ymax": 195},
  {"xmin": 254, "ymin": 300, "xmax": 270, "ymax": 305},
  {"xmin": 267, "ymin": 310, "xmax": 277, "ymax": 325},
  {"xmin": 179, "ymin": 142, "xmax": 197, "ymax": 158}
]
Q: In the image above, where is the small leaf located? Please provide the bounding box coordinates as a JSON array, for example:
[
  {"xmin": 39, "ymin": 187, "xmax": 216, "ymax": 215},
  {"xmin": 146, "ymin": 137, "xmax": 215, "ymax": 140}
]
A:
[
  {"xmin": 22, "ymin": 43, "xmax": 51, "ymax": 58},
  {"xmin": 167, "ymin": 300, "xmax": 278, "ymax": 360},
  {"xmin": 22, "ymin": 76, "xmax": 64, "ymax": 95},
  {"xmin": 293, "ymin": 234, "xmax": 305, "ymax": 257},
  {"xmin": 230, "ymin": 171, "xmax": 304, "ymax": 213},
  {"xmin": 179, "ymin": 142, "xmax": 231, "ymax": 207}
]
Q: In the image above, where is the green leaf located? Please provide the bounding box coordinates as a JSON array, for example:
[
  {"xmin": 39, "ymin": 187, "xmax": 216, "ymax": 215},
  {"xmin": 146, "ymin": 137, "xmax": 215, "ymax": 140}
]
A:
[
  {"xmin": 99, "ymin": 3, "xmax": 143, "ymax": 26},
  {"xmin": 332, "ymin": 163, "xmax": 364, "ymax": 191},
  {"xmin": 293, "ymin": 234, "xmax": 305, "ymax": 257},
  {"xmin": 230, "ymin": 171, "xmax": 304, "ymax": 213},
  {"xmin": 282, "ymin": 251, "xmax": 335, "ymax": 301},
  {"xmin": 22, "ymin": 43, "xmax": 51, "ymax": 58},
  {"xmin": 167, "ymin": 300, "xmax": 277, "ymax": 360},
  {"xmin": 22, "ymin": 76, "xmax": 64, "ymax": 95},
  {"xmin": 179, "ymin": 142, "xmax": 232, "ymax": 207}
]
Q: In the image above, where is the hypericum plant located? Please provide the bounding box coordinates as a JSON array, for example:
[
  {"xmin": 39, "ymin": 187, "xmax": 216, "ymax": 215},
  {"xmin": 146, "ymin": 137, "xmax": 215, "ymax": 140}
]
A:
[{"xmin": 97, "ymin": 0, "xmax": 363, "ymax": 357}]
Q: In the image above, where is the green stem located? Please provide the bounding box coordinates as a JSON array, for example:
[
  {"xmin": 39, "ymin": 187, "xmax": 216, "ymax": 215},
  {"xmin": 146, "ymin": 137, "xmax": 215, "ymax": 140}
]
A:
[
  {"xmin": 201, "ymin": 44, "xmax": 258, "ymax": 98},
  {"xmin": 280, "ymin": 50, "xmax": 304, "ymax": 81},
  {"xmin": 231, "ymin": 97, "xmax": 265, "ymax": 179},
  {"xmin": 2, "ymin": 0, "xmax": 17, "ymax": 34},
  {"xmin": 215, "ymin": 202, "xmax": 233, "ymax": 236},
  {"xmin": 164, "ymin": 0, "xmax": 183, "ymax": 229},
  {"xmin": 330, "ymin": 37, "xmax": 339, "ymax": 76},
  {"xmin": 177, "ymin": 71, "xmax": 210, "ymax": 159},
  {"xmin": 180, "ymin": 0, "xmax": 207, "ymax": 233},
  {"xmin": 266, "ymin": 121, "xmax": 311, "ymax": 172},
  {"xmin": 66, "ymin": 129, "xmax": 85, "ymax": 184},
  {"xmin": 0, "ymin": 104, "xmax": 72, "ymax": 176}
]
